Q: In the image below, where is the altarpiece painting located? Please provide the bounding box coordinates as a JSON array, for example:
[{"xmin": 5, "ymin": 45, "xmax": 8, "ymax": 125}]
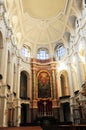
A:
[{"xmin": 38, "ymin": 71, "xmax": 51, "ymax": 98}]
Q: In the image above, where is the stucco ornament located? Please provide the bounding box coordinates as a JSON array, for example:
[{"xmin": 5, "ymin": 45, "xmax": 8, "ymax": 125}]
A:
[{"xmin": 81, "ymin": 82, "xmax": 86, "ymax": 96}]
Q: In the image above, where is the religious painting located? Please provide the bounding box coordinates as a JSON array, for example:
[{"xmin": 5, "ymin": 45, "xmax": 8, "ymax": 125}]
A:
[{"xmin": 38, "ymin": 71, "xmax": 51, "ymax": 98}]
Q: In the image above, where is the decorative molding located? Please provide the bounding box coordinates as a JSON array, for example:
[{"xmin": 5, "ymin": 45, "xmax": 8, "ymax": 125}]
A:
[{"xmin": 81, "ymin": 81, "xmax": 86, "ymax": 96}]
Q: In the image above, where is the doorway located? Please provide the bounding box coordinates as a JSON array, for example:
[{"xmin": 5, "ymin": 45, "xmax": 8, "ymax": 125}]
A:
[
  {"xmin": 21, "ymin": 104, "xmax": 29, "ymax": 126},
  {"xmin": 61, "ymin": 102, "xmax": 71, "ymax": 122}
]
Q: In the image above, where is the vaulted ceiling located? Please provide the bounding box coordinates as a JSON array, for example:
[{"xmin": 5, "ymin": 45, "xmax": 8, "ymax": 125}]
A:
[{"xmin": 5, "ymin": 0, "xmax": 82, "ymax": 48}]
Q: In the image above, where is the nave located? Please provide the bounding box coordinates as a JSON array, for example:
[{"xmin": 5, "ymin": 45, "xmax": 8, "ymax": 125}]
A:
[{"xmin": 0, "ymin": 0, "xmax": 86, "ymax": 128}]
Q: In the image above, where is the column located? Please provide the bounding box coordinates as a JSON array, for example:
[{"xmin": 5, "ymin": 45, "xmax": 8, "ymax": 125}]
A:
[
  {"xmin": 0, "ymin": 48, "xmax": 3, "ymax": 74},
  {"xmin": 67, "ymin": 61, "xmax": 74, "ymax": 122},
  {"xmin": 84, "ymin": 38, "xmax": 86, "ymax": 80},
  {"xmin": 0, "ymin": 84, "xmax": 7, "ymax": 127},
  {"xmin": 75, "ymin": 52, "xmax": 83, "ymax": 88},
  {"xmin": 13, "ymin": 107, "xmax": 17, "ymax": 126},
  {"xmin": 67, "ymin": 62, "xmax": 74, "ymax": 96},
  {"xmin": 13, "ymin": 69, "xmax": 17, "ymax": 93},
  {"xmin": 16, "ymin": 61, "xmax": 20, "ymax": 99},
  {"xmin": 3, "ymin": 94, "xmax": 8, "ymax": 127},
  {"xmin": 32, "ymin": 68, "xmax": 37, "ymax": 99},
  {"xmin": 79, "ymin": 61, "xmax": 86, "ymax": 82},
  {"xmin": 0, "ymin": 4, "xmax": 4, "ymax": 74},
  {"xmin": 17, "ymin": 100, "xmax": 21, "ymax": 127},
  {"xmin": 30, "ymin": 100, "xmax": 33, "ymax": 122},
  {"xmin": 0, "ymin": 97, "xmax": 4, "ymax": 126},
  {"xmin": 51, "ymin": 63, "xmax": 57, "ymax": 99},
  {"xmin": 29, "ymin": 74, "xmax": 32, "ymax": 100}
]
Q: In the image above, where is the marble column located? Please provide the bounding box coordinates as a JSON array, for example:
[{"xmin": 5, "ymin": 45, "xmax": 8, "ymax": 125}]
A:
[
  {"xmin": 67, "ymin": 62, "xmax": 74, "ymax": 96},
  {"xmin": 17, "ymin": 100, "xmax": 21, "ymax": 127},
  {"xmin": 75, "ymin": 52, "xmax": 83, "ymax": 88},
  {"xmin": 67, "ymin": 61, "xmax": 74, "ymax": 122},
  {"xmin": 32, "ymin": 69, "xmax": 37, "ymax": 99},
  {"xmin": 84, "ymin": 38, "xmax": 86, "ymax": 80},
  {"xmin": 51, "ymin": 66, "xmax": 57, "ymax": 99}
]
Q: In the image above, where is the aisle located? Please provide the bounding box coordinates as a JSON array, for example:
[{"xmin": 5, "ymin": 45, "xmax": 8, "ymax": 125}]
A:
[{"xmin": 0, "ymin": 126, "xmax": 42, "ymax": 130}]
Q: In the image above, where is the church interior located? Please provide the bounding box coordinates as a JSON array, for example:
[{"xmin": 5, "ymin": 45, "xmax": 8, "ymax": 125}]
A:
[{"xmin": 0, "ymin": 0, "xmax": 86, "ymax": 129}]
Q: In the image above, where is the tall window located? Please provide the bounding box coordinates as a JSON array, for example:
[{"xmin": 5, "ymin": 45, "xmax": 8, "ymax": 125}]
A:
[
  {"xmin": 20, "ymin": 71, "xmax": 27, "ymax": 98},
  {"xmin": 37, "ymin": 48, "xmax": 49, "ymax": 60},
  {"xmin": 55, "ymin": 43, "xmax": 66, "ymax": 60},
  {"xmin": 21, "ymin": 45, "xmax": 30, "ymax": 58}
]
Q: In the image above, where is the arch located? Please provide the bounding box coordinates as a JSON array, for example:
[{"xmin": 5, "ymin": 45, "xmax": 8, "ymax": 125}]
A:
[
  {"xmin": 60, "ymin": 70, "xmax": 70, "ymax": 96},
  {"xmin": 20, "ymin": 71, "xmax": 29, "ymax": 99}
]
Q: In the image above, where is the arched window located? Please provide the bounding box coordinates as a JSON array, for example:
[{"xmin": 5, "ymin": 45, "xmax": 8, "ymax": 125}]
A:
[
  {"xmin": 55, "ymin": 43, "xmax": 66, "ymax": 60},
  {"xmin": 60, "ymin": 71, "xmax": 70, "ymax": 96},
  {"xmin": 21, "ymin": 45, "xmax": 30, "ymax": 58},
  {"xmin": 60, "ymin": 74, "xmax": 65, "ymax": 96},
  {"xmin": 20, "ymin": 71, "xmax": 28, "ymax": 99},
  {"xmin": 37, "ymin": 48, "xmax": 49, "ymax": 60}
]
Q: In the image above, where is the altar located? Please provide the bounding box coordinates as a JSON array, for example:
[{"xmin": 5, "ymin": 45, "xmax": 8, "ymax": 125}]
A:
[{"xmin": 37, "ymin": 98, "xmax": 52, "ymax": 117}]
